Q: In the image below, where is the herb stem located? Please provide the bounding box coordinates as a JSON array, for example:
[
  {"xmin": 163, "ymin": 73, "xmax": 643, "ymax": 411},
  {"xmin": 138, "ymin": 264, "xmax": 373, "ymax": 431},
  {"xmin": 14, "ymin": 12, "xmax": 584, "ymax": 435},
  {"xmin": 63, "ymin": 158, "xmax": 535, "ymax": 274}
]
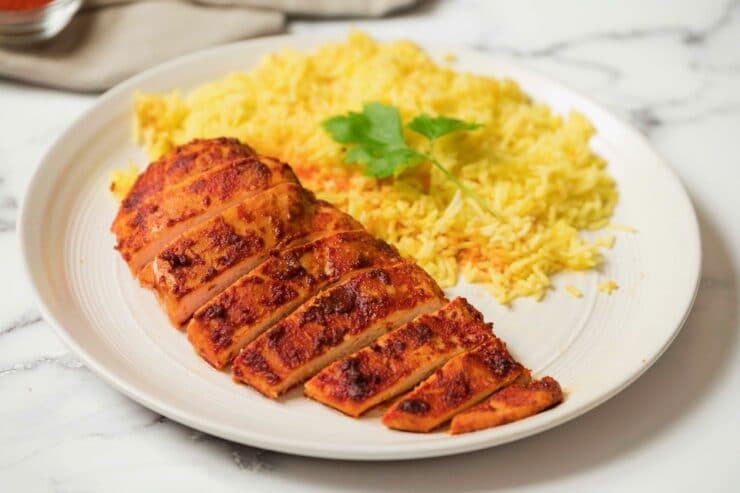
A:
[{"xmin": 427, "ymin": 140, "xmax": 494, "ymax": 216}]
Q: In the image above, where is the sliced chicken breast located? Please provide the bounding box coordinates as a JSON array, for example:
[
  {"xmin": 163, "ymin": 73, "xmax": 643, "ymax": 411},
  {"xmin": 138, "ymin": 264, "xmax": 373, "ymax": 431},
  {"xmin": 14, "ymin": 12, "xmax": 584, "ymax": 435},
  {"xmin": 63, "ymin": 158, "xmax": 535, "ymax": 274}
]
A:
[
  {"xmin": 450, "ymin": 377, "xmax": 563, "ymax": 434},
  {"xmin": 113, "ymin": 154, "xmax": 298, "ymax": 274},
  {"xmin": 138, "ymin": 184, "xmax": 362, "ymax": 326},
  {"xmin": 232, "ymin": 263, "xmax": 446, "ymax": 398},
  {"xmin": 116, "ymin": 138, "xmax": 255, "ymax": 211},
  {"xmin": 305, "ymin": 297, "xmax": 493, "ymax": 417},
  {"xmin": 381, "ymin": 337, "xmax": 525, "ymax": 432},
  {"xmin": 187, "ymin": 231, "xmax": 402, "ymax": 369}
]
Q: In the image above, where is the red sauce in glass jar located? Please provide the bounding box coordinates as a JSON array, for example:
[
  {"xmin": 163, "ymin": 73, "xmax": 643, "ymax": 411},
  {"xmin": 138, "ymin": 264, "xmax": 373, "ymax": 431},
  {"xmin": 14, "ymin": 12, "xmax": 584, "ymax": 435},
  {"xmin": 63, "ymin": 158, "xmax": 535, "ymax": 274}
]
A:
[{"xmin": 0, "ymin": 0, "xmax": 53, "ymax": 10}]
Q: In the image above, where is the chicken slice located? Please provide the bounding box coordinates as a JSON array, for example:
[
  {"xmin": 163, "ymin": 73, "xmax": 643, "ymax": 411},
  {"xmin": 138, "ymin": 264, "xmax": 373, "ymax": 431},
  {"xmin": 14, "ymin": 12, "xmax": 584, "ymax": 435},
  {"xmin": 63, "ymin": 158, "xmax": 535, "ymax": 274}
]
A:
[
  {"xmin": 381, "ymin": 337, "xmax": 525, "ymax": 432},
  {"xmin": 116, "ymin": 138, "xmax": 255, "ymax": 211},
  {"xmin": 138, "ymin": 183, "xmax": 362, "ymax": 326},
  {"xmin": 113, "ymin": 154, "xmax": 298, "ymax": 274},
  {"xmin": 232, "ymin": 263, "xmax": 446, "ymax": 398},
  {"xmin": 187, "ymin": 231, "xmax": 402, "ymax": 369},
  {"xmin": 305, "ymin": 297, "xmax": 493, "ymax": 417},
  {"xmin": 450, "ymin": 377, "xmax": 563, "ymax": 434}
]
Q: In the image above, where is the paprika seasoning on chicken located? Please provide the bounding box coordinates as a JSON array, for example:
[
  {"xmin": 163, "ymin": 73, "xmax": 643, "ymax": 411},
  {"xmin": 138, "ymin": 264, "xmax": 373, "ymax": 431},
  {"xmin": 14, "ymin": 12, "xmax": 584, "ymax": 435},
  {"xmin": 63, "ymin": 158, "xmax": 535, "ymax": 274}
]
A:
[{"xmin": 0, "ymin": 0, "xmax": 53, "ymax": 10}]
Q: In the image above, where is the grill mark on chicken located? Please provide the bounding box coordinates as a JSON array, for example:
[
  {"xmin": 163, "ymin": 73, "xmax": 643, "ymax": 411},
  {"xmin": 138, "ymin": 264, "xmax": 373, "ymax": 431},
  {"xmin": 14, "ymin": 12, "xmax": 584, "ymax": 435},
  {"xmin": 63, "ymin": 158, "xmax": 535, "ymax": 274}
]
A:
[
  {"xmin": 305, "ymin": 298, "xmax": 492, "ymax": 417},
  {"xmin": 450, "ymin": 377, "xmax": 563, "ymax": 434},
  {"xmin": 381, "ymin": 337, "xmax": 525, "ymax": 432},
  {"xmin": 399, "ymin": 399, "xmax": 431, "ymax": 414},
  {"xmin": 202, "ymin": 303, "xmax": 226, "ymax": 319},
  {"xmin": 232, "ymin": 263, "xmax": 445, "ymax": 398},
  {"xmin": 187, "ymin": 231, "xmax": 401, "ymax": 369}
]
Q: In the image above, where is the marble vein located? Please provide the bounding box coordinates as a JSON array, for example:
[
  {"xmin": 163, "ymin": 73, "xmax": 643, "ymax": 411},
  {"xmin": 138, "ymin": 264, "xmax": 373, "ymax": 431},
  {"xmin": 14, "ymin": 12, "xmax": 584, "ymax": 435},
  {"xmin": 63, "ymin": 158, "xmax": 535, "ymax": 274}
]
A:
[
  {"xmin": 187, "ymin": 428, "xmax": 276, "ymax": 472},
  {"xmin": 0, "ymin": 353, "xmax": 85, "ymax": 377},
  {"xmin": 0, "ymin": 309, "xmax": 42, "ymax": 337}
]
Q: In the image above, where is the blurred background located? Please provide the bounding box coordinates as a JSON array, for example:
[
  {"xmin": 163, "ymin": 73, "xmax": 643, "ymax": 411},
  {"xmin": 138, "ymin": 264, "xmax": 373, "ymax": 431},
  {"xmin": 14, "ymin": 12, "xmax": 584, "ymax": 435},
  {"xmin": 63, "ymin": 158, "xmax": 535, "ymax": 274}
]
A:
[{"xmin": 1, "ymin": 1, "xmax": 738, "ymax": 491}]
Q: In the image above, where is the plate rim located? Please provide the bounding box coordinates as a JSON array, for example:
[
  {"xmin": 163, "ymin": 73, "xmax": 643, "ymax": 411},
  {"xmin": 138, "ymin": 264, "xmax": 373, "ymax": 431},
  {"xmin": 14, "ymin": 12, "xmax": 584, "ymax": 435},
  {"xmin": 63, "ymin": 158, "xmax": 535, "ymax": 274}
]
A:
[{"xmin": 18, "ymin": 32, "xmax": 702, "ymax": 461}]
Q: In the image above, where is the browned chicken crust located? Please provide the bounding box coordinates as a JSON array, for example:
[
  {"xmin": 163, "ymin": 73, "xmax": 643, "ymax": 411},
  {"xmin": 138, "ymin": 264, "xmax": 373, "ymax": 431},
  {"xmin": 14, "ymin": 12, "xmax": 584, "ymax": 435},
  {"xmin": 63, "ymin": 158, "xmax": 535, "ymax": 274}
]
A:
[
  {"xmin": 117, "ymin": 138, "xmax": 254, "ymax": 212},
  {"xmin": 450, "ymin": 377, "xmax": 563, "ymax": 434},
  {"xmin": 139, "ymin": 183, "xmax": 362, "ymax": 326},
  {"xmin": 112, "ymin": 153, "xmax": 298, "ymax": 274},
  {"xmin": 305, "ymin": 297, "xmax": 493, "ymax": 417},
  {"xmin": 232, "ymin": 263, "xmax": 445, "ymax": 398},
  {"xmin": 112, "ymin": 137, "xmax": 563, "ymax": 436},
  {"xmin": 381, "ymin": 337, "xmax": 525, "ymax": 432},
  {"xmin": 187, "ymin": 231, "xmax": 402, "ymax": 369}
]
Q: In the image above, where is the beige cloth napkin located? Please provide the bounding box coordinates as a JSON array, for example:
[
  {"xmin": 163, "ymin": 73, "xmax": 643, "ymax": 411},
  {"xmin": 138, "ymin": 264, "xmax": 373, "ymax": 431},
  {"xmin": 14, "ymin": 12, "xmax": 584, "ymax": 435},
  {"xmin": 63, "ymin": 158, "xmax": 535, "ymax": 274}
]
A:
[{"xmin": 0, "ymin": 0, "xmax": 418, "ymax": 92}]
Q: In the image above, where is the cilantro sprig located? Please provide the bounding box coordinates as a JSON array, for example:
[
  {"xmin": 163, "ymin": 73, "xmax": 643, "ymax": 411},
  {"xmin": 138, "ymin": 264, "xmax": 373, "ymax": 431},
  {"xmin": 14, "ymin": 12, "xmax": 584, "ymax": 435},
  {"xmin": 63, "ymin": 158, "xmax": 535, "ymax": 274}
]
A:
[{"xmin": 322, "ymin": 102, "xmax": 489, "ymax": 210}]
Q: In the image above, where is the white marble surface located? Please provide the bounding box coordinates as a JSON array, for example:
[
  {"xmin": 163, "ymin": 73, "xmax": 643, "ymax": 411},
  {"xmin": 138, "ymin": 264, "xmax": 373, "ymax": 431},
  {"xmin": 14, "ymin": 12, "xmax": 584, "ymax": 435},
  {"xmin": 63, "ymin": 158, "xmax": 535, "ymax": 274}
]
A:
[{"xmin": 1, "ymin": 0, "xmax": 739, "ymax": 491}]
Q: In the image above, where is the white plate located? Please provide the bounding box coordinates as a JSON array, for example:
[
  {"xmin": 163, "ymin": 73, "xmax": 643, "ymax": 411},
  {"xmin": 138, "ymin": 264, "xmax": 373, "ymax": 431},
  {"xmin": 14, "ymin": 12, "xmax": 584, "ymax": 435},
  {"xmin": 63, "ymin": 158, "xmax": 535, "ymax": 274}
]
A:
[{"xmin": 18, "ymin": 34, "xmax": 700, "ymax": 460}]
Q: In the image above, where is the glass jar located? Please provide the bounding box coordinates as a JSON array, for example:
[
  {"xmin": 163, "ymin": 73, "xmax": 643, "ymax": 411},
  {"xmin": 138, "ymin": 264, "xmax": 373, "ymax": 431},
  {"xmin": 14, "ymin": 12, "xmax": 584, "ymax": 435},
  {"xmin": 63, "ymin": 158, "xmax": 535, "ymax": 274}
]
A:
[{"xmin": 0, "ymin": 0, "xmax": 82, "ymax": 46}]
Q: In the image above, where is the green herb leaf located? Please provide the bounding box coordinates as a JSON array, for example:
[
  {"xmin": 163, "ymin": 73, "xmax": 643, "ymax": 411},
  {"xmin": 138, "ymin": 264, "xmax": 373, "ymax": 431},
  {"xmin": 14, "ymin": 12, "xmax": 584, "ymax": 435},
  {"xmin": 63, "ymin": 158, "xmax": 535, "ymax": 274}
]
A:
[
  {"xmin": 345, "ymin": 145, "xmax": 425, "ymax": 178},
  {"xmin": 361, "ymin": 102, "xmax": 407, "ymax": 149},
  {"xmin": 321, "ymin": 114, "xmax": 364, "ymax": 144},
  {"xmin": 407, "ymin": 114, "xmax": 481, "ymax": 141},
  {"xmin": 322, "ymin": 102, "xmax": 423, "ymax": 178}
]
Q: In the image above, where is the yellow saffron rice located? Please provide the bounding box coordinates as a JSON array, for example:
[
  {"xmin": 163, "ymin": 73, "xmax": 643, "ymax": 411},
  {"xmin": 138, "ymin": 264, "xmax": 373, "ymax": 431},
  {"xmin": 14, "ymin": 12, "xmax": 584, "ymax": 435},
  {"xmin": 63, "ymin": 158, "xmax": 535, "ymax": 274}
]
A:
[
  {"xmin": 565, "ymin": 285, "xmax": 584, "ymax": 298},
  {"xmin": 607, "ymin": 223, "xmax": 636, "ymax": 233},
  {"xmin": 594, "ymin": 233, "xmax": 616, "ymax": 249},
  {"xmin": 126, "ymin": 32, "xmax": 618, "ymax": 303},
  {"xmin": 598, "ymin": 279, "xmax": 619, "ymax": 295},
  {"xmin": 109, "ymin": 163, "xmax": 139, "ymax": 201}
]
